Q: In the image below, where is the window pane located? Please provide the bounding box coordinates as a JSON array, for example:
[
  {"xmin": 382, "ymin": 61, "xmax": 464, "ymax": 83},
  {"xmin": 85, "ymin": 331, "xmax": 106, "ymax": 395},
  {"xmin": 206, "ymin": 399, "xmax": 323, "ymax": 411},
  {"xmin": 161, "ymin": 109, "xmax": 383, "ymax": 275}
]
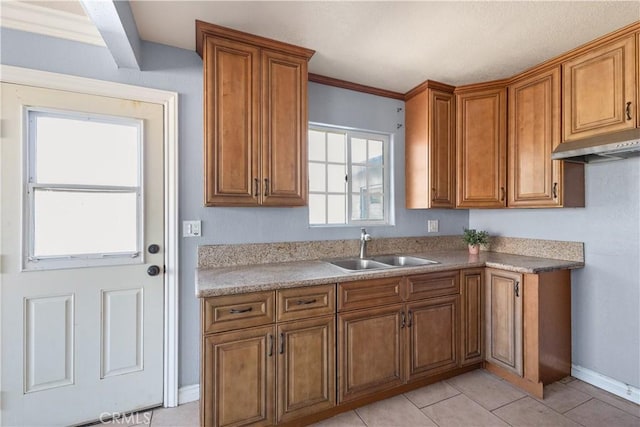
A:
[
  {"xmin": 327, "ymin": 195, "xmax": 346, "ymax": 224},
  {"xmin": 33, "ymin": 190, "xmax": 137, "ymax": 257},
  {"xmin": 351, "ymin": 165, "xmax": 367, "ymax": 192},
  {"xmin": 308, "ymin": 194, "xmax": 326, "ymax": 225},
  {"xmin": 327, "ymin": 132, "xmax": 346, "ymax": 163},
  {"xmin": 351, "ymin": 138, "xmax": 367, "ymax": 163},
  {"xmin": 368, "ymin": 139, "xmax": 383, "ymax": 163},
  {"xmin": 327, "ymin": 164, "xmax": 346, "ymax": 193},
  {"xmin": 368, "ymin": 191, "xmax": 384, "ymax": 220},
  {"xmin": 369, "ymin": 167, "xmax": 384, "ymax": 186},
  {"xmin": 308, "ymin": 130, "xmax": 326, "ymax": 161},
  {"xmin": 351, "ymin": 193, "xmax": 363, "ymax": 221},
  {"xmin": 309, "ymin": 162, "xmax": 326, "ymax": 192},
  {"xmin": 35, "ymin": 115, "xmax": 139, "ymax": 186}
]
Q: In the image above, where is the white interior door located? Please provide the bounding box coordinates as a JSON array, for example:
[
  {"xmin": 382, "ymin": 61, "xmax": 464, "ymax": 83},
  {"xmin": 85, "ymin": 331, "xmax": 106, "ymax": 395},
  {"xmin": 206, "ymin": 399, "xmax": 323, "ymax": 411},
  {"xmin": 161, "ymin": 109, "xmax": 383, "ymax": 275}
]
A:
[{"xmin": 1, "ymin": 82, "xmax": 165, "ymax": 426}]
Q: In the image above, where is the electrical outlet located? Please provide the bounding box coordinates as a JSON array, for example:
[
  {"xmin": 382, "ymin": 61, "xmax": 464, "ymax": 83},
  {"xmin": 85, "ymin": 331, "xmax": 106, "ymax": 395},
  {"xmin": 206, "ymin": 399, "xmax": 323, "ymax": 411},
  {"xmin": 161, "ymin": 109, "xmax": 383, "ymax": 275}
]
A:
[
  {"xmin": 427, "ymin": 219, "xmax": 439, "ymax": 233},
  {"xmin": 183, "ymin": 220, "xmax": 202, "ymax": 237}
]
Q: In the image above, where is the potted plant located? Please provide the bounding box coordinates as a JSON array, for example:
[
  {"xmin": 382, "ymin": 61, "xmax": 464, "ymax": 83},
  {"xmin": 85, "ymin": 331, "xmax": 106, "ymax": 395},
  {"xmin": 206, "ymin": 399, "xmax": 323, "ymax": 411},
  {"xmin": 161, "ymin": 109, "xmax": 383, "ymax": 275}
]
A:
[{"xmin": 462, "ymin": 228, "xmax": 489, "ymax": 255}]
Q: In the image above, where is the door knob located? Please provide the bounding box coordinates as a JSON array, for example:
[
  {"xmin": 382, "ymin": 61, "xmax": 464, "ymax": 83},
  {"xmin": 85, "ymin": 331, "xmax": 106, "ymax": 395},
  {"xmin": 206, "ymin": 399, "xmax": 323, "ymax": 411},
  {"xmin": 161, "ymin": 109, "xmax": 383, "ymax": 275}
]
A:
[
  {"xmin": 148, "ymin": 244, "xmax": 160, "ymax": 254},
  {"xmin": 147, "ymin": 265, "xmax": 161, "ymax": 276}
]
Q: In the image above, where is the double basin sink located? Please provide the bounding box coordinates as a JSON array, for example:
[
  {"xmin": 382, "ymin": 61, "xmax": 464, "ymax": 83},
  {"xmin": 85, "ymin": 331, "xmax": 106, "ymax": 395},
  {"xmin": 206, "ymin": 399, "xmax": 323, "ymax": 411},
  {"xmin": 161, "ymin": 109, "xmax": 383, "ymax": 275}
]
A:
[{"xmin": 327, "ymin": 255, "xmax": 439, "ymax": 272}]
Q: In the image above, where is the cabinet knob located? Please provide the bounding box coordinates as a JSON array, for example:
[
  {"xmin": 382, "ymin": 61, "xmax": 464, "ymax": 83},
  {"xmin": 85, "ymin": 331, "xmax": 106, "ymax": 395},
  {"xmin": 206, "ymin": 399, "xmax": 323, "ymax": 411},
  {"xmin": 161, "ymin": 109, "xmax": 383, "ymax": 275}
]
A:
[{"xmin": 147, "ymin": 265, "xmax": 161, "ymax": 276}]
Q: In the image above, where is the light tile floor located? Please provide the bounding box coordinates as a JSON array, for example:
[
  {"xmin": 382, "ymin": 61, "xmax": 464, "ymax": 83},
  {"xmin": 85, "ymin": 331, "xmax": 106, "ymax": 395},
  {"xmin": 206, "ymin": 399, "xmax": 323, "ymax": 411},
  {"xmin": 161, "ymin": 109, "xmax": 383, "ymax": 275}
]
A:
[{"xmin": 102, "ymin": 370, "xmax": 640, "ymax": 426}]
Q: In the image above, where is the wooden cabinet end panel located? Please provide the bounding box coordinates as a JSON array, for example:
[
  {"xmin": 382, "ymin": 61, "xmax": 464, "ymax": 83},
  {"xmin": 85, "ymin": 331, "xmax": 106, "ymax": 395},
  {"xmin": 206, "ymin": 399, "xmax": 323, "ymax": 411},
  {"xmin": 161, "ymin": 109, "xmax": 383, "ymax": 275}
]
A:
[
  {"xmin": 338, "ymin": 277, "xmax": 403, "ymax": 311},
  {"xmin": 203, "ymin": 291, "xmax": 275, "ymax": 334},
  {"xmin": 276, "ymin": 284, "xmax": 336, "ymax": 322}
]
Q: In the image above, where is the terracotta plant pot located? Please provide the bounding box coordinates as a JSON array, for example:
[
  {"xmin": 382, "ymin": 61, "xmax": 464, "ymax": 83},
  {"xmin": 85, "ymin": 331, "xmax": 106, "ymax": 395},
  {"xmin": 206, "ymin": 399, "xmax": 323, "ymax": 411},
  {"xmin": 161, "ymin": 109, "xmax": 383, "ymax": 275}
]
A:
[{"xmin": 468, "ymin": 244, "xmax": 480, "ymax": 255}]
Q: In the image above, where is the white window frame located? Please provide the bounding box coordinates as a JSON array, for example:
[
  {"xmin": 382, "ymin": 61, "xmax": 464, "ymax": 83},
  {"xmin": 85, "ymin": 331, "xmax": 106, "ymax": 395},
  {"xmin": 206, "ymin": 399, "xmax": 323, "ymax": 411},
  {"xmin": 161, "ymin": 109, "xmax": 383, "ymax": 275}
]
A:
[
  {"xmin": 22, "ymin": 107, "xmax": 144, "ymax": 271},
  {"xmin": 309, "ymin": 123, "xmax": 392, "ymax": 227}
]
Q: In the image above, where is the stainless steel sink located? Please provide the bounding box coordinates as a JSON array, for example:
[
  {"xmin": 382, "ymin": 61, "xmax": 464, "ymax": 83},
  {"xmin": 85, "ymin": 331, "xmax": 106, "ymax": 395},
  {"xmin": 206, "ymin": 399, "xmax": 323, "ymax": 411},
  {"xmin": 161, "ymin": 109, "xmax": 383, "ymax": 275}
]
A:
[
  {"xmin": 327, "ymin": 255, "xmax": 439, "ymax": 271},
  {"xmin": 371, "ymin": 255, "xmax": 439, "ymax": 267},
  {"xmin": 328, "ymin": 258, "xmax": 391, "ymax": 271}
]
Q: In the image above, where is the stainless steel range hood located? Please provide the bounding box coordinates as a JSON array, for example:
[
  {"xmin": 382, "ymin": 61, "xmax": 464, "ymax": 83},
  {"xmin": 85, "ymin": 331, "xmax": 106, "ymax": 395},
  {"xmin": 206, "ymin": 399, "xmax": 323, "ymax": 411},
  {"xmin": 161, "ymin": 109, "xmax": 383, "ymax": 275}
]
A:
[{"xmin": 552, "ymin": 129, "xmax": 640, "ymax": 163}]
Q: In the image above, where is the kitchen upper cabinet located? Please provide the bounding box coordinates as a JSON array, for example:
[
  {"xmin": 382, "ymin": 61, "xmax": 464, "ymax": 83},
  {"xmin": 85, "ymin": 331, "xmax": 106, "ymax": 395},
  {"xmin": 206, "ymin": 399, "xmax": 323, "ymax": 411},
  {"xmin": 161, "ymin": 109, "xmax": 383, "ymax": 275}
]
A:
[
  {"xmin": 485, "ymin": 269, "xmax": 523, "ymax": 377},
  {"xmin": 197, "ymin": 21, "xmax": 314, "ymax": 207},
  {"xmin": 508, "ymin": 67, "xmax": 585, "ymax": 208},
  {"xmin": 405, "ymin": 81, "xmax": 456, "ymax": 209},
  {"xmin": 455, "ymin": 83, "xmax": 507, "ymax": 208},
  {"xmin": 460, "ymin": 269, "xmax": 483, "ymax": 366},
  {"xmin": 562, "ymin": 34, "xmax": 637, "ymax": 141}
]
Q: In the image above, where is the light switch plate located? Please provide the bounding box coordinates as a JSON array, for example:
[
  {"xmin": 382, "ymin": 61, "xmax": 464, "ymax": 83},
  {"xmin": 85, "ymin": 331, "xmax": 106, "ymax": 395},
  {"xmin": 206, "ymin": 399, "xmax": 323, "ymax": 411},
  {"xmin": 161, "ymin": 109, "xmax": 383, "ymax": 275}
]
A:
[
  {"xmin": 183, "ymin": 220, "xmax": 201, "ymax": 237},
  {"xmin": 427, "ymin": 220, "xmax": 439, "ymax": 233}
]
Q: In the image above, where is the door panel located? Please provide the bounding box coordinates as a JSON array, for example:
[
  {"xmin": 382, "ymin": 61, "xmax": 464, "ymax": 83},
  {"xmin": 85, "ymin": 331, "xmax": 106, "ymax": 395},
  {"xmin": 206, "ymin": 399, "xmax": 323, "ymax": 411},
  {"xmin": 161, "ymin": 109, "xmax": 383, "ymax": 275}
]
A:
[
  {"xmin": 485, "ymin": 269, "xmax": 523, "ymax": 376},
  {"xmin": 338, "ymin": 304, "xmax": 404, "ymax": 402},
  {"xmin": 1, "ymin": 83, "xmax": 164, "ymax": 426},
  {"xmin": 461, "ymin": 269, "xmax": 484, "ymax": 365}
]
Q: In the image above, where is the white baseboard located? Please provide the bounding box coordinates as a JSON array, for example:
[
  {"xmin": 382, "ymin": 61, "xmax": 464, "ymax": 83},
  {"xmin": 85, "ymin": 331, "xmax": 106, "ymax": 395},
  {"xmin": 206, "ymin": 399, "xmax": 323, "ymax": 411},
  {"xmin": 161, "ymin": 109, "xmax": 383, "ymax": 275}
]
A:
[
  {"xmin": 178, "ymin": 384, "xmax": 200, "ymax": 405},
  {"xmin": 176, "ymin": 366, "xmax": 639, "ymax": 407},
  {"xmin": 572, "ymin": 364, "xmax": 640, "ymax": 404}
]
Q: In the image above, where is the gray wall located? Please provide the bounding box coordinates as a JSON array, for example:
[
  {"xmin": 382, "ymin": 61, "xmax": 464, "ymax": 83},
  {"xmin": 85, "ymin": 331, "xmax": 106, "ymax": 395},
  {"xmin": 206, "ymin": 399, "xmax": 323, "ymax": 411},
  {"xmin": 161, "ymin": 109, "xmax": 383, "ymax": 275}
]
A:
[
  {"xmin": 470, "ymin": 158, "xmax": 640, "ymax": 388},
  {"xmin": 0, "ymin": 28, "xmax": 468, "ymax": 387}
]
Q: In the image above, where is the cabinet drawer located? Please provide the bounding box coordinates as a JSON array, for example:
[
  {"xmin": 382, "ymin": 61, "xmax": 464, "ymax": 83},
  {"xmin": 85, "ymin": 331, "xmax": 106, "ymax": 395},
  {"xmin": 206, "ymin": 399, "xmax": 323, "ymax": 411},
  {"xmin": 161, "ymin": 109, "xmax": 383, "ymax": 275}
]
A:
[
  {"xmin": 203, "ymin": 291, "xmax": 275, "ymax": 334},
  {"xmin": 406, "ymin": 271, "xmax": 460, "ymax": 301},
  {"xmin": 277, "ymin": 284, "xmax": 336, "ymax": 322},
  {"xmin": 338, "ymin": 277, "xmax": 403, "ymax": 311}
]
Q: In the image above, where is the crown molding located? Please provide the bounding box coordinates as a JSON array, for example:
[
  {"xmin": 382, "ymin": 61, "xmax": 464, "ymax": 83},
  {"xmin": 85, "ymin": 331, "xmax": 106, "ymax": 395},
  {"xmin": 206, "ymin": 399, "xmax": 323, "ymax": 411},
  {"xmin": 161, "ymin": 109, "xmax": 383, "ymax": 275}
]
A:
[{"xmin": 0, "ymin": 1, "xmax": 105, "ymax": 46}]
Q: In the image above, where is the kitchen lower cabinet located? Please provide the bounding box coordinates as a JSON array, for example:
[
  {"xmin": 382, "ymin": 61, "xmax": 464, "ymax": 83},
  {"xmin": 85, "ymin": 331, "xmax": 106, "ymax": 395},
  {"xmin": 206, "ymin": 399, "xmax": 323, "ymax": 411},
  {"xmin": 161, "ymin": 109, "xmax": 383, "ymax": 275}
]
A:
[
  {"xmin": 484, "ymin": 268, "xmax": 572, "ymax": 398},
  {"xmin": 337, "ymin": 272, "xmax": 465, "ymax": 404},
  {"xmin": 338, "ymin": 304, "xmax": 404, "ymax": 402},
  {"xmin": 201, "ymin": 285, "xmax": 336, "ymax": 427},
  {"xmin": 406, "ymin": 295, "xmax": 459, "ymax": 380},
  {"xmin": 460, "ymin": 269, "xmax": 483, "ymax": 366},
  {"xmin": 202, "ymin": 326, "xmax": 275, "ymax": 427},
  {"xmin": 276, "ymin": 315, "xmax": 335, "ymax": 423},
  {"xmin": 485, "ymin": 269, "xmax": 523, "ymax": 377}
]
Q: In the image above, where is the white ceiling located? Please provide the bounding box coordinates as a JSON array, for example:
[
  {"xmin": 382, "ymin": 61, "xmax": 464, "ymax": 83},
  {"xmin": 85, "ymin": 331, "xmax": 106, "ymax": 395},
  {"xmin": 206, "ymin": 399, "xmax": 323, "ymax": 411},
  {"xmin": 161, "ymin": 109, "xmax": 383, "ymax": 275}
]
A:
[{"xmin": 10, "ymin": 1, "xmax": 640, "ymax": 93}]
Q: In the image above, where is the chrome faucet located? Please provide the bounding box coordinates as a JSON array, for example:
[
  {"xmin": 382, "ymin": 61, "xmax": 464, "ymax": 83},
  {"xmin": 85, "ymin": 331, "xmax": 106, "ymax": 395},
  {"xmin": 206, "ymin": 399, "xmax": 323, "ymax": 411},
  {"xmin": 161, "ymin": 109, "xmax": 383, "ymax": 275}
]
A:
[{"xmin": 359, "ymin": 227, "xmax": 372, "ymax": 259}]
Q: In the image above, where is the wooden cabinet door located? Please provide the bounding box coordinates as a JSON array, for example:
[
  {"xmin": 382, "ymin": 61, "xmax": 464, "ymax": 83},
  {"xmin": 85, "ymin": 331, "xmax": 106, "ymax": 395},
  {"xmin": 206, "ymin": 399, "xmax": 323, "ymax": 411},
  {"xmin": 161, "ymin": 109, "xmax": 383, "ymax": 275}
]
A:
[
  {"xmin": 406, "ymin": 295, "xmax": 459, "ymax": 381},
  {"xmin": 261, "ymin": 49, "xmax": 308, "ymax": 206},
  {"xmin": 460, "ymin": 269, "xmax": 483, "ymax": 366},
  {"xmin": 405, "ymin": 84, "xmax": 455, "ymax": 209},
  {"xmin": 456, "ymin": 86, "xmax": 507, "ymax": 208},
  {"xmin": 563, "ymin": 35, "xmax": 637, "ymax": 141},
  {"xmin": 508, "ymin": 67, "xmax": 562, "ymax": 207},
  {"xmin": 202, "ymin": 326, "xmax": 275, "ymax": 427},
  {"xmin": 276, "ymin": 316, "xmax": 335, "ymax": 423},
  {"xmin": 485, "ymin": 269, "xmax": 523, "ymax": 377},
  {"xmin": 338, "ymin": 304, "xmax": 404, "ymax": 402},
  {"xmin": 203, "ymin": 36, "xmax": 260, "ymax": 206}
]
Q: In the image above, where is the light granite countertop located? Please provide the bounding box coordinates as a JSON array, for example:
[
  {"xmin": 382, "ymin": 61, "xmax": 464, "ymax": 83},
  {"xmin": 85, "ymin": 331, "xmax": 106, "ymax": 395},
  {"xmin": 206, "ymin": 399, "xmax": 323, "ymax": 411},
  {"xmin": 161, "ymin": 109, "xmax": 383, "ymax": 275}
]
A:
[{"xmin": 196, "ymin": 250, "xmax": 584, "ymax": 298}]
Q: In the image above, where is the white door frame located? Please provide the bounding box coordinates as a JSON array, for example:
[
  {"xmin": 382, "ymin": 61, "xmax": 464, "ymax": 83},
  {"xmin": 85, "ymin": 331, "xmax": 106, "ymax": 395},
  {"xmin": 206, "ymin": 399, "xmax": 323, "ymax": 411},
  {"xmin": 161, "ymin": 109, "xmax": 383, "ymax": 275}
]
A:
[{"xmin": 0, "ymin": 65, "xmax": 180, "ymax": 408}]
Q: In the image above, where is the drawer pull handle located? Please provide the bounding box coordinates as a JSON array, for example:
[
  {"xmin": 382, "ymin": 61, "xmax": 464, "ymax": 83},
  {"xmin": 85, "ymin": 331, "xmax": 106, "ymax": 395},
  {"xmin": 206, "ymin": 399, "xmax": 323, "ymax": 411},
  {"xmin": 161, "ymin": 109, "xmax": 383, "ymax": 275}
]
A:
[
  {"xmin": 254, "ymin": 178, "xmax": 260, "ymax": 197},
  {"xmin": 400, "ymin": 311, "xmax": 406, "ymax": 329},
  {"xmin": 279, "ymin": 332, "xmax": 285, "ymax": 355},
  {"xmin": 229, "ymin": 307, "xmax": 253, "ymax": 314},
  {"xmin": 552, "ymin": 182, "xmax": 558, "ymax": 199},
  {"xmin": 626, "ymin": 102, "xmax": 632, "ymax": 120},
  {"xmin": 268, "ymin": 334, "xmax": 273, "ymax": 357},
  {"xmin": 296, "ymin": 298, "xmax": 317, "ymax": 305},
  {"xmin": 407, "ymin": 310, "xmax": 413, "ymax": 328},
  {"xmin": 264, "ymin": 178, "xmax": 270, "ymax": 197},
  {"xmin": 514, "ymin": 281, "xmax": 520, "ymax": 298}
]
